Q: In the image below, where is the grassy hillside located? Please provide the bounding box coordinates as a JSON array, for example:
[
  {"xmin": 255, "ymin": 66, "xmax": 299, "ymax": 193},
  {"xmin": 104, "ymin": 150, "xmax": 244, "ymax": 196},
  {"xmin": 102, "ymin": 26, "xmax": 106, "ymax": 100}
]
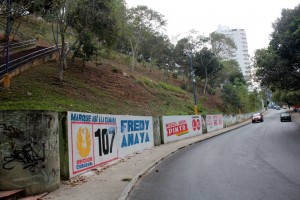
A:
[
  {"xmin": 0, "ymin": 15, "xmax": 223, "ymax": 116},
  {"xmin": 0, "ymin": 56, "xmax": 222, "ymax": 115}
]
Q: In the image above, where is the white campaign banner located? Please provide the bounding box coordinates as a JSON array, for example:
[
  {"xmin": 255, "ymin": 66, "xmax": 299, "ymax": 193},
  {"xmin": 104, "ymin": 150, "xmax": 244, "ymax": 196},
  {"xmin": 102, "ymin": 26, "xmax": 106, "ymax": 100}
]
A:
[
  {"xmin": 162, "ymin": 115, "xmax": 202, "ymax": 143},
  {"xmin": 206, "ymin": 114, "xmax": 223, "ymax": 132},
  {"xmin": 223, "ymin": 115, "xmax": 237, "ymax": 127},
  {"xmin": 68, "ymin": 112, "xmax": 118, "ymax": 178},
  {"xmin": 236, "ymin": 114, "xmax": 245, "ymax": 123},
  {"xmin": 117, "ymin": 115, "xmax": 154, "ymax": 158}
]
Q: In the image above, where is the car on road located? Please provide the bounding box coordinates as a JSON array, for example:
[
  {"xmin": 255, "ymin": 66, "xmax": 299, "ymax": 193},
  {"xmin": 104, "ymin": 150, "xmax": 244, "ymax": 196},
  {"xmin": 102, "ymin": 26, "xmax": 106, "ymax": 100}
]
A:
[
  {"xmin": 280, "ymin": 112, "xmax": 292, "ymax": 122},
  {"xmin": 275, "ymin": 106, "xmax": 281, "ymax": 110},
  {"xmin": 252, "ymin": 113, "xmax": 264, "ymax": 123}
]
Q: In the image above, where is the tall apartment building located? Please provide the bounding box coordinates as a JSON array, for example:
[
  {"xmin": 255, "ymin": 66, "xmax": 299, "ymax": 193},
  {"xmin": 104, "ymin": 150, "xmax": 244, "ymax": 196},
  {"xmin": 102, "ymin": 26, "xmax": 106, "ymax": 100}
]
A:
[{"xmin": 215, "ymin": 25, "xmax": 252, "ymax": 81}]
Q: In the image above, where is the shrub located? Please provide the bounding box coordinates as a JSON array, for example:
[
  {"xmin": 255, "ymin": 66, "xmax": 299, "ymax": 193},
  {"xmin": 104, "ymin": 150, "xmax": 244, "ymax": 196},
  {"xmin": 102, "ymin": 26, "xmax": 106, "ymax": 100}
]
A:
[
  {"xmin": 112, "ymin": 67, "xmax": 119, "ymax": 73},
  {"xmin": 172, "ymin": 72, "xmax": 179, "ymax": 79},
  {"xmin": 180, "ymin": 83, "xmax": 187, "ymax": 90}
]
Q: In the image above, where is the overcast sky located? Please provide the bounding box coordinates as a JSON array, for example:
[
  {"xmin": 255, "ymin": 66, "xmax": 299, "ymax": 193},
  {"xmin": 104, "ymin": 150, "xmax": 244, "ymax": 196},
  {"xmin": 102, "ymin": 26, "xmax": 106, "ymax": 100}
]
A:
[{"xmin": 126, "ymin": 0, "xmax": 299, "ymax": 57}]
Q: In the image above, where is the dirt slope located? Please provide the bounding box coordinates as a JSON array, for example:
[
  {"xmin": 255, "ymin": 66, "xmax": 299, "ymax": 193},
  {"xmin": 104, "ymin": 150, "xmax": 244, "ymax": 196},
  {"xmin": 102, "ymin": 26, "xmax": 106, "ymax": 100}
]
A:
[{"xmin": 0, "ymin": 53, "xmax": 222, "ymax": 115}]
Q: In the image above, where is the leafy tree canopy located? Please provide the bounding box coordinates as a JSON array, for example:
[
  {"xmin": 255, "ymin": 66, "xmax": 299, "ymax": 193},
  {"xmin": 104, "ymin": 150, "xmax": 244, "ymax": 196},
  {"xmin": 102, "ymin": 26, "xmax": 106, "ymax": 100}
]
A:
[
  {"xmin": 210, "ymin": 32, "xmax": 236, "ymax": 59},
  {"xmin": 215, "ymin": 60, "xmax": 245, "ymax": 85},
  {"xmin": 254, "ymin": 4, "xmax": 300, "ymax": 91},
  {"xmin": 194, "ymin": 47, "xmax": 221, "ymax": 81}
]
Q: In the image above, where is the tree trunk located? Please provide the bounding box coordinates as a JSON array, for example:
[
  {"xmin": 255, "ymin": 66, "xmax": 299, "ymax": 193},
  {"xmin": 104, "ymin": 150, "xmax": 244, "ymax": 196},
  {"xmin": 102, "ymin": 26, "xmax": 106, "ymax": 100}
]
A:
[
  {"xmin": 203, "ymin": 66, "xmax": 208, "ymax": 95},
  {"xmin": 58, "ymin": 41, "xmax": 65, "ymax": 81},
  {"xmin": 131, "ymin": 52, "xmax": 136, "ymax": 71},
  {"xmin": 59, "ymin": 60, "xmax": 64, "ymax": 81},
  {"xmin": 82, "ymin": 59, "xmax": 85, "ymax": 72},
  {"xmin": 129, "ymin": 39, "xmax": 136, "ymax": 71},
  {"xmin": 163, "ymin": 67, "xmax": 168, "ymax": 82}
]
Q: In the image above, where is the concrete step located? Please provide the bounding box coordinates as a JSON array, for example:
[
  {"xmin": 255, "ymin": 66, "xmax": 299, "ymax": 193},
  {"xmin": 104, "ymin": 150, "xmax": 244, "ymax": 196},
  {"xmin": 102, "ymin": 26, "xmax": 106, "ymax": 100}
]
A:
[
  {"xmin": 0, "ymin": 189, "xmax": 25, "ymax": 200},
  {"xmin": 19, "ymin": 192, "xmax": 48, "ymax": 200}
]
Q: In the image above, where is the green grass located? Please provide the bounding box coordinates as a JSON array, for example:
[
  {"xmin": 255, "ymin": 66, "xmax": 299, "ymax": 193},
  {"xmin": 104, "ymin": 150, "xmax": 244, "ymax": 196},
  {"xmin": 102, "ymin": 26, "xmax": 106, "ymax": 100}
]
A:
[
  {"xmin": 0, "ymin": 64, "xmax": 219, "ymax": 116},
  {"xmin": 0, "ymin": 16, "xmax": 222, "ymax": 116},
  {"xmin": 158, "ymin": 82, "xmax": 186, "ymax": 94},
  {"xmin": 136, "ymin": 76, "xmax": 156, "ymax": 88}
]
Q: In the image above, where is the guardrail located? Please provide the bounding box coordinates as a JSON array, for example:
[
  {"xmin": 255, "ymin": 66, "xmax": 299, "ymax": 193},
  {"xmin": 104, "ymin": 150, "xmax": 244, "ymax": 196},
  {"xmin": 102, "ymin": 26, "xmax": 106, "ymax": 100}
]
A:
[
  {"xmin": 0, "ymin": 39, "xmax": 37, "ymax": 52},
  {"xmin": 0, "ymin": 45, "xmax": 60, "ymax": 79}
]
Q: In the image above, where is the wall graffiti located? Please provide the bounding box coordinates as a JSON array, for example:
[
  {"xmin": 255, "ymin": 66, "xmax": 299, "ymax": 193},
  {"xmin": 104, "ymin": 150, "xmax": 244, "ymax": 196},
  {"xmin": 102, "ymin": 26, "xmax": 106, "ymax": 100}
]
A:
[
  {"xmin": 0, "ymin": 124, "xmax": 24, "ymax": 139},
  {"xmin": 0, "ymin": 123, "xmax": 25, "ymax": 149},
  {"xmin": 0, "ymin": 111, "xmax": 60, "ymax": 195},
  {"xmin": 2, "ymin": 143, "xmax": 45, "ymax": 172}
]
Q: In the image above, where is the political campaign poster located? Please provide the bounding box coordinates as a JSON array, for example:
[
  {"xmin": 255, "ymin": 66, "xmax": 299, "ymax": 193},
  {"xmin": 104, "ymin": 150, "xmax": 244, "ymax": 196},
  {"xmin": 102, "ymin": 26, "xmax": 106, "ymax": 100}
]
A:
[
  {"xmin": 162, "ymin": 115, "xmax": 202, "ymax": 143},
  {"xmin": 68, "ymin": 112, "xmax": 118, "ymax": 178}
]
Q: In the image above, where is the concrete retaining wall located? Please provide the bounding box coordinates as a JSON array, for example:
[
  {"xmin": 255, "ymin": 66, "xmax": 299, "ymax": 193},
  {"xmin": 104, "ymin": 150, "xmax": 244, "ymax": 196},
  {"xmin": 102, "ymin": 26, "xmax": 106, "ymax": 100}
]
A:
[
  {"xmin": 0, "ymin": 111, "xmax": 60, "ymax": 195},
  {"xmin": 0, "ymin": 110, "xmax": 257, "ymax": 183},
  {"xmin": 153, "ymin": 116, "xmax": 161, "ymax": 146}
]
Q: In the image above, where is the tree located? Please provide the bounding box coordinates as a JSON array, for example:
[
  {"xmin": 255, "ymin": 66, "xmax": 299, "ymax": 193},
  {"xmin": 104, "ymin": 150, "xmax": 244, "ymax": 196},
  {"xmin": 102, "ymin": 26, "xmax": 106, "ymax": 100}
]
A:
[
  {"xmin": 172, "ymin": 38, "xmax": 187, "ymax": 82},
  {"xmin": 172, "ymin": 31, "xmax": 205, "ymax": 90},
  {"xmin": 126, "ymin": 5, "xmax": 166, "ymax": 70},
  {"xmin": 253, "ymin": 48, "xmax": 298, "ymax": 90},
  {"xmin": 272, "ymin": 88, "xmax": 300, "ymax": 106},
  {"xmin": 192, "ymin": 32, "xmax": 236, "ymax": 94},
  {"xmin": 68, "ymin": 0, "xmax": 123, "ymax": 63},
  {"xmin": 194, "ymin": 47, "xmax": 221, "ymax": 94},
  {"xmin": 71, "ymin": 32, "xmax": 96, "ymax": 71},
  {"xmin": 137, "ymin": 31, "xmax": 174, "ymax": 76},
  {"xmin": 254, "ymin": 4, "xmax": 300, "ymax": 91},
  {"xmin": 0, "ymin": 0, "xmax": 56, "ymax": 19},
  {"xmin": 210, "ymin": 32, "xmax": 236, "ymax": 60},
  {"xmin": 215, "ymin": 60, "xmax": 244, "ymax": 86},
  {"xmin": 45, "ymin": 0, "xmax": 124, "ymax": 81},
  {"xmin": 221, "ymin": 83, "xmax": 240, "ymax": 113}
]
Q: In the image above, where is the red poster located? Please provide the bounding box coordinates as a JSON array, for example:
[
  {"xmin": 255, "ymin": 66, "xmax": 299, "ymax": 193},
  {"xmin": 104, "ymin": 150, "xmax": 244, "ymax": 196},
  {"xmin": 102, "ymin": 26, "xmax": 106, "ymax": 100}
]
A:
[{"xmin": 166, "ymin": 120, "xmax": 189, "ymax": 136}]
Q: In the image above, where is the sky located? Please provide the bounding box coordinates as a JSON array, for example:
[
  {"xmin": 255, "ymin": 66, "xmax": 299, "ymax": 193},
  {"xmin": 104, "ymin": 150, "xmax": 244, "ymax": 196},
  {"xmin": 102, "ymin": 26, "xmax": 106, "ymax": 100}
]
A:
[{"xmin": 126, "ymin": 0, "xmax": 299, "ymax": 57}]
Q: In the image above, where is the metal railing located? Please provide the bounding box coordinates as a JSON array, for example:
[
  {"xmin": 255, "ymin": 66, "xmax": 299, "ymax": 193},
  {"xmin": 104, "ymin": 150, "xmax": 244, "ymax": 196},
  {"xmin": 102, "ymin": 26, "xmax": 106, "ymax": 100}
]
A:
[
  {"xmin": 0, "ymin": 45, "xmax": 60, "ymax": 78},
  {"xmin": 0, "ymin": 39, "xmax": 37, "ymax": 52}
]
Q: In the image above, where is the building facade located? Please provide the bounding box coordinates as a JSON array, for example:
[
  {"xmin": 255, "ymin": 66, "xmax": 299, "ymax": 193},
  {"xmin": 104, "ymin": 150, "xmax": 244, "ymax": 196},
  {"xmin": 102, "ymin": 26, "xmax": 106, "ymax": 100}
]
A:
[{"xmin": 215, "ymin": 25, "xmax": 252, "ymax": 81}]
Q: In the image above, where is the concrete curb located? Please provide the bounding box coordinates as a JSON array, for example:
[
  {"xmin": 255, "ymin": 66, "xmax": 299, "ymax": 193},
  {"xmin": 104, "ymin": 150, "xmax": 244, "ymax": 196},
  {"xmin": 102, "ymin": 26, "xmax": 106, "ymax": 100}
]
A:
[{"xmin": 118, "ymin": 119, "xmax": 252, "ymax": 200}]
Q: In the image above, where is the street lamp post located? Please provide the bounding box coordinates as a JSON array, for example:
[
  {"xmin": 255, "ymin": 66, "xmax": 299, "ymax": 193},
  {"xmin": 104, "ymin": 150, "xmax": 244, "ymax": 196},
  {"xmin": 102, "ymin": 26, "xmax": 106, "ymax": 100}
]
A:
[{"xmin": 189, "ymin": 54, "xmax": 198, "ymax": 115}]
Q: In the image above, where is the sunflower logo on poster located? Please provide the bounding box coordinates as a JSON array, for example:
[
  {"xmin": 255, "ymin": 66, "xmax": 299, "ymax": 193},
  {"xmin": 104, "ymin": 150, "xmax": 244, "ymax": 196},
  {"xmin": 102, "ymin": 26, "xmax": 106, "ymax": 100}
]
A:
[{"xmin": 75, "ymin": 126, "xmax": 94, "ymax": 170}]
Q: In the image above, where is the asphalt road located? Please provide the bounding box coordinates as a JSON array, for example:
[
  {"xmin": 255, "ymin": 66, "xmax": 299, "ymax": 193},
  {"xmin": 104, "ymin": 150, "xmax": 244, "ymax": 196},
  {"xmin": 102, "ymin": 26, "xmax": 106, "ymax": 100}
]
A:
[{"xmin": 128, "ymin": 110, "xmax": 300, "ymax": 200}]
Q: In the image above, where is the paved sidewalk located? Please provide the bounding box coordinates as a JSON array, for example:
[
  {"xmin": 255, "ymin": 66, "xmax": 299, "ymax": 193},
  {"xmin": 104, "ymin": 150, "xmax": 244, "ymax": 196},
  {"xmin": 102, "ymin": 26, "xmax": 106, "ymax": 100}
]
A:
[
  {"xmin": 42, "ymin": 110, "xmax": 300, "ymax": 200},
  {"xmin": 291, "ymin": 111, "xmax": 300, "ymax": 124}
]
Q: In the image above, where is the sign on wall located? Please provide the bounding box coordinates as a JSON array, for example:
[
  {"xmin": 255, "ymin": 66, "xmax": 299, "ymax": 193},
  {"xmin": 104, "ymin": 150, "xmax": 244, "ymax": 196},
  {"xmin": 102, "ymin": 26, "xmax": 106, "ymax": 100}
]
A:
[
  {"xmin": 68, "ymin": 112, "xmax": 118, "ymax": 178},
  {"xmin": 67, "ymin": 112, "xmax": 154, "ymax": 178},
  {"xmin": 118, "ymin": 116, "xmax": 154, "ymax": 158},
  {"xmin": 162, "ymin": 115, "xmax": 202, "ymax": 143},
  {"xmin": 206, "ymin": 114, "xmax": 223, "ymax": 132}
]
